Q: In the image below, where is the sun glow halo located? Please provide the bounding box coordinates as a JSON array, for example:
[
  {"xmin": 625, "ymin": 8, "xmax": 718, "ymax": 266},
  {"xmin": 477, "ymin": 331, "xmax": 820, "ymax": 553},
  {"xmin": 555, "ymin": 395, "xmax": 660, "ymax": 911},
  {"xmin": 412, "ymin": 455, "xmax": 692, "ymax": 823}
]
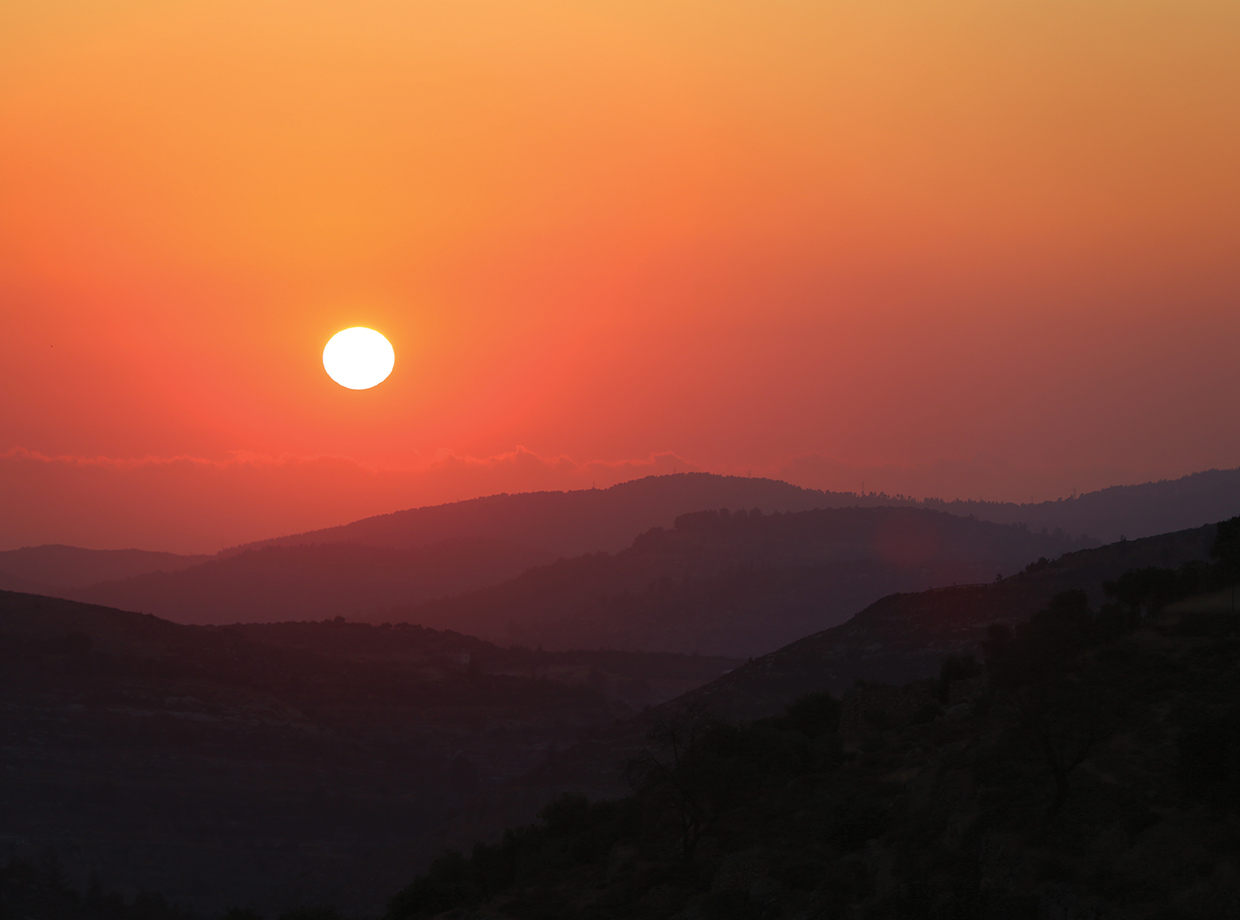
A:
[{"xmin": 322, "ymin": 327, "xmax": 395, "ymax": 390}]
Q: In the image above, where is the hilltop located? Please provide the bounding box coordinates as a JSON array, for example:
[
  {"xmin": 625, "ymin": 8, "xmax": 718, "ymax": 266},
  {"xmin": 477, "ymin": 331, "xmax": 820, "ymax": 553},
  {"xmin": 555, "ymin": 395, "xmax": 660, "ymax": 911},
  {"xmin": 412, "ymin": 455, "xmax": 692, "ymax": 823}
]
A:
[
  {"xmin": 0, "ymin": 545, "xmax": 208, "ymax": 592},
  {"xmin": 386, "ymin": 506, "xmax": 1090, "ymax": 656},
  {"xmin": 225, "ymin": 468, "xmax": 1240, "ymax": 556},
  {"xmin": 0, "ymin": 591, "xmax": 735, "ymax": 914},
  {"xmin": 10, "ymin": 468, "xmax": 1240, "ymax": 626},
  {"xmin": 383, "ymin": 518, "xmax": 1240, "ymax": 920},
  {"xmin": 438, "ymin": 522, "xmax": 1218, "ymax": 841},
  {"xmin": 75, "ymin": 537, "xmax": 554, "ymax": 625}
]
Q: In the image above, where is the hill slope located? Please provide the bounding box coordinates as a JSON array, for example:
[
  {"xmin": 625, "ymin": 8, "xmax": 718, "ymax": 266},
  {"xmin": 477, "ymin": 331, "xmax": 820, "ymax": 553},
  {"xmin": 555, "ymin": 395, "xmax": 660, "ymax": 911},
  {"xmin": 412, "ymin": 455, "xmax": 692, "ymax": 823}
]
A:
[
  {"xmin": 924, "ymin": 465, "xmax": 1240, "ymax": 544},
  {"xmin": 388, "ymin": 506, "xmax": 1091, "ymax": 656},
  {"xmin": 0, "ymin": 544, "xmax": 208, "ymax": 590},
  {"xmin": 75, "ymin": 537, "xmax": 554, "ymax": 625},
  {"xmin": 390, "ymin": 579, "xmax": 1240, "ymax": 920},
  {"xmin": 224, "ymin": 467, "xmax": 1240, "ymax": 557},
  {"xmin": 226, "ymin": 473, "xmax": 839, "ymax": 557},
  {"xmin": 12, "ymin": 467, "xmax": 1240, "ymax": 623},
  {"xmin": 443, "ymin": 523, "xmax": 1218, "ymax": 841},
  {"xmin": 0, "ymin": 590, "xmax": 629, "ymax": 914}
]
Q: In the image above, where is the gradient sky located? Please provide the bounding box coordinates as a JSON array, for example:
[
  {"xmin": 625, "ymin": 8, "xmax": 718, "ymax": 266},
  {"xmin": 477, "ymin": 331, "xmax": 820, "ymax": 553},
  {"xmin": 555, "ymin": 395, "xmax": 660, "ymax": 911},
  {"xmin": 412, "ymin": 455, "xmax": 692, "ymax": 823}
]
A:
[{"xmin": 2, "ymin": 1, "xmax": 1239, "ymax": 552}]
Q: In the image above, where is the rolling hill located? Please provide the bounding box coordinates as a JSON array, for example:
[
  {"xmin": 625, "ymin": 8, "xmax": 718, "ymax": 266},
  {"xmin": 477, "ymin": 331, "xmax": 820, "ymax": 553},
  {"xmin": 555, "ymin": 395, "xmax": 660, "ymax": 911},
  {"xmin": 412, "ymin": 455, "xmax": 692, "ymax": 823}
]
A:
[
  {"xmin": 440, "ymin": 520, "xmax": 1221, "ymax": 842},
  {"xmin": 220, "ymin": 467, "xmax": 1240, "ymax": 556},
  {"xmin": 393, "ymin": 542, "xmax": 1240, "ymax": 920},
  {"xmin": 0, "ymin": 544, "xmax": 208, "ymax": 590},
  {"xmin": 0, "ymin": 590, "xmax": 735, "ymax": 914},
  {"xmin": 384, "ymin": 506, "xmax": 1092, "ymax": 656},
  {"xmin": 75, "ymin": 536, "xmax": 554, "ymax": 625},
  {"xmin": 12, "ymin": 468, "xmax": 1240, "ymax": 630},
  {"xmin": 223, "ymin": 473, "xmax": 840, "ymax": 557}
]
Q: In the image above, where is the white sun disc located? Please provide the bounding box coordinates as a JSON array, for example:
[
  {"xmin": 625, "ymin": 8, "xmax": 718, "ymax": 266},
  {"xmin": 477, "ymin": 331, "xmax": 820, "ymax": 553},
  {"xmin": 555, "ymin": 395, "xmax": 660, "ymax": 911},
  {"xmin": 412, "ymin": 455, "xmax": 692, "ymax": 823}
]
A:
[{"xmin": 322, "ymin": 327, "xmax": 395, "ymax": 390}]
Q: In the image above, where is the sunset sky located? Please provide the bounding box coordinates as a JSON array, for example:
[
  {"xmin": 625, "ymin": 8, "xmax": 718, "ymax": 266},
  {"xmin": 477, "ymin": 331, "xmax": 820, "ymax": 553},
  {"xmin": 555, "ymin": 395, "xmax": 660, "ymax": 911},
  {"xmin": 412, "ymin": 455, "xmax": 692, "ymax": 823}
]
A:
[{"xmin": 3, "ymin": 0, "xmax": 1239, "ymax": 552}]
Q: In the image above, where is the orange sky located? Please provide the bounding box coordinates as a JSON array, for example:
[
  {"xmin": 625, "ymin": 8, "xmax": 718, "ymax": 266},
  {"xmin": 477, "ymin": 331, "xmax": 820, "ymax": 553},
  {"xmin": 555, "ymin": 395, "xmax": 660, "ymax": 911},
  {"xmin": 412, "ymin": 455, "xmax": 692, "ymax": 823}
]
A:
[{"xmin": 2, "ymin": 1, "xmax": 1239, "ymax": 551}]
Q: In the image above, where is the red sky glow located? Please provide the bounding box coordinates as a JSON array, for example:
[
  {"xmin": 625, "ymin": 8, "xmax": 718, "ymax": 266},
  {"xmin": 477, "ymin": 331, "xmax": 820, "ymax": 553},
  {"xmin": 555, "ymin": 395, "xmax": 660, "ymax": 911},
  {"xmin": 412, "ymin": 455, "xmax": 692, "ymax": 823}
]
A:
[{"xmin": 2, "ymin": 1, "xmax": 1239, "ymax": 551}]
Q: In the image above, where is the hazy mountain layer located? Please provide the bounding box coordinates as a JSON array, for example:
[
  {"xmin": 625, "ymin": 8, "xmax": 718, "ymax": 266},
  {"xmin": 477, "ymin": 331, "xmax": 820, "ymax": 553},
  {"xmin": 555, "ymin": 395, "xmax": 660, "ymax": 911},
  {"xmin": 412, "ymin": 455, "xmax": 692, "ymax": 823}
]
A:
[
  {"xmin": 224, "ymin": 467, "xmax": 1240, "ymax": 558},
  {"xmin": 74, "ymin": 537, "xmax": 554, "ymax": 625},
  {"xmin": 11, "ymin": 467, "xmax": 1240, "ymax": 625},
  {"xmin": 921, "ymin": 465, "xmax": 1240, "ymax": 544},
  {"xmin": 0, "ymin": 544, "xmax": 208, "ymax": 590},
  {"xmin": 387, "ymin": 506, "xmax": 1092, "ymax": 656},
  {"xmin": 226, "ymin": 473, "xmax": 838, "ymax": 557},
  {"xmin": 441, "ymin": 523, "xmax": 1218, "ymax": 842}
]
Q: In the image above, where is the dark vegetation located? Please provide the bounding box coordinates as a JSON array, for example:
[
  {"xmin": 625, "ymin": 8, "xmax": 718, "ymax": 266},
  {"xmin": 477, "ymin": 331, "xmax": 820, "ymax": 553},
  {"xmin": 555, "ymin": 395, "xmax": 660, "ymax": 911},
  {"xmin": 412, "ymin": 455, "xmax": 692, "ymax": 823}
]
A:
[
  {"xmin": 382, "ymin": 518, "xmax": 1240, "ymax": 920},
  {"xmin": 227, "ymin": 620, "xmax": 739, "ymax": 706},
  {"xmin": 4, "ymin": 509, "xmax": 1236, "ymax": 918},
  {"xmin": 0, "ymin": 595, "xmax": 732, "ymax": 915},
  {"xmin": 0, "ymin": 855, "xmax": 192, "ymax": 920}
]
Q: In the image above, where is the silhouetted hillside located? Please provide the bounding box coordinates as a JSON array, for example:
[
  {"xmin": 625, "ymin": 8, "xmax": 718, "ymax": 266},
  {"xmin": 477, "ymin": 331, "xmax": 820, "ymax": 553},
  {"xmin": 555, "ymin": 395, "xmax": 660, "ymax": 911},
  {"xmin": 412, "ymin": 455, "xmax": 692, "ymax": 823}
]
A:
[
  {"xmin": 0, "ymin": 545, "xmax": 208, "ymax": 590},
  {"xmin": 226, "ymin": 473, "xmax": 839, "ymax": 557},
  {"xmin": 14, "ymin": 468, "xmax": 1240, "ymax": 624},
  {"xmin": 388, "ymin": 578, "xmax": 1240, "ymax": 920},
  {"xmin": 74, "ymin": 537, "xmax": 554, "ymax": 625},
  {"xmin": 0, "ymin": 591, "xmax": 621, "ymax": 914},
  {"xmin": 387, "ymin": 506, "xmax": 1091, "ymax": 656},
  {"xmin": 224, "ymin": 467, "xmax": 1240, "ymax": 559},
  {"xmin": 924, "ymin": 466, "xmax": 1240, "ymax": 544},
  {"xmin": 440, "ymin": 523, "xmax": 1218, "ymax": 840},
  {"xmin": 227, "ymin": 620, "xmax": 741, "ymax": 710},
  {"xmin": 0, "ymin": 567, "xmax": 52, "ymax": 594}
]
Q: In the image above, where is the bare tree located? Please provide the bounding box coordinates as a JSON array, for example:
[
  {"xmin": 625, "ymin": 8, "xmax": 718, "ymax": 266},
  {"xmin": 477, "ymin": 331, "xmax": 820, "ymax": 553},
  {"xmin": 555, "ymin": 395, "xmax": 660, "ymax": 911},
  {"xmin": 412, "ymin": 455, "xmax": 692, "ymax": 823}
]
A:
[
  {"xmin": 1009, "ymin": 676, "xmax": 1108, "ymax": 817},
  {"xmin": 626, "ymin": 700, "xmax": 719, "ymax": 861}
]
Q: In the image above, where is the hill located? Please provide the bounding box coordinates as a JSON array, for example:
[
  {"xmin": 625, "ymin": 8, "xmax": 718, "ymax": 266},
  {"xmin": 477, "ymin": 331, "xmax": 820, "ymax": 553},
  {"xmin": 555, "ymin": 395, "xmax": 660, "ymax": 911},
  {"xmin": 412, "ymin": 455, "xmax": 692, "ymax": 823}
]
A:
[
  {"xmin": 385, "ymin": 506, "xmax": 1091, "ymax": 656},
  {"xmin": 439, "ymin": 522, "xmax": 1218, "ymax": 842},
  {"xmin": 388, "ymin": 582, "xmax": 1240, "ymax": 920},
  {"xmin": 12, "ymin": 468, "xmax": 1240, "ymax": 627},
  {"xmin": 0, "ymin": 544, "xmax": 208, "ymax": 590},
  {"xmin": 225, "ymin": 467, "xmax": 1240, "ymax": 558},
  {"xmin": 75, "ymin": 537, "xmax": 554, "ymax": 625},
  {"xmin": 385, "ymin": 519, "xmax": 1240, "ymax": 920},
  {"xmin": 225, "ymin": 473, "xmax": 839, "ymax": 557},
  {"xmin": 923, "ymin": 465, "xmax": 1240, "ymax": 544},
  {"xmin": 0, "ymin": 591, "xmax": 731, "ymax": 914}
]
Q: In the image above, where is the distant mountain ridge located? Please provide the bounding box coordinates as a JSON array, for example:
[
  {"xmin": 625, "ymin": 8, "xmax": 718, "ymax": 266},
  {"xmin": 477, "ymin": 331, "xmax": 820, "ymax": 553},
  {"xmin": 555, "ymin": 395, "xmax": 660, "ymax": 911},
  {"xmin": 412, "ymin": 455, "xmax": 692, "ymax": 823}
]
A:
[
  {"xmin": 11, "ymin": 467, "xmax": 1240, "ymax": 628},
  {"xmin": 76, "ymin": 537, "xmax": 554, "ymax": 626},
  {"xmin": 221, "ymin": 467, "xmax": 1240, "ymax": 556},
  {"xmin": 0, "ymin": 544, "xmax": 208, "ymax": 590},
  {"xmin": 383, "ymin": 505, "xmax": 1092, "ymax": 656},
  {"xmin": 917, "ymin": 466, "xmax": 1240, "ymax": 544},
  {"xmin": 223, "ymin": 473, "xmax": 841, "ymax": 557}
]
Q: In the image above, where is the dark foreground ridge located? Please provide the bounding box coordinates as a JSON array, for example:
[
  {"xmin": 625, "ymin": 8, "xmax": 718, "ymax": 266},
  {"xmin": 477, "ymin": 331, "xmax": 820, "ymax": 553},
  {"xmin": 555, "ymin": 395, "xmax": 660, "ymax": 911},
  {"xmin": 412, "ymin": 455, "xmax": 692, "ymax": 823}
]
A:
[
  {"xmin": 0, "ymin": 593, "xmax": 736, "ymax": 915},
  {"xmin": 382, "ymin": 518, "xmax": 1240, "ymax": 920},
  {"xmin": 441, "ymin": 520, "xmax": 1218, "ymax": 838},
  {"xmin": 3, "ymin": 517, "xmax": 1236, "ymax": 918}
]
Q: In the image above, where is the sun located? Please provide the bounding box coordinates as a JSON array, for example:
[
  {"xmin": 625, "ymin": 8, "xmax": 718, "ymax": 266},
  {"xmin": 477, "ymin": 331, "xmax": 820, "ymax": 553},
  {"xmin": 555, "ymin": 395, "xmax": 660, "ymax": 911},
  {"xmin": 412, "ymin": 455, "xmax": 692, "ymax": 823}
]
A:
[{"xmin": 322, "ymin": 327, "xmax": 395, "ymax": 390}]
